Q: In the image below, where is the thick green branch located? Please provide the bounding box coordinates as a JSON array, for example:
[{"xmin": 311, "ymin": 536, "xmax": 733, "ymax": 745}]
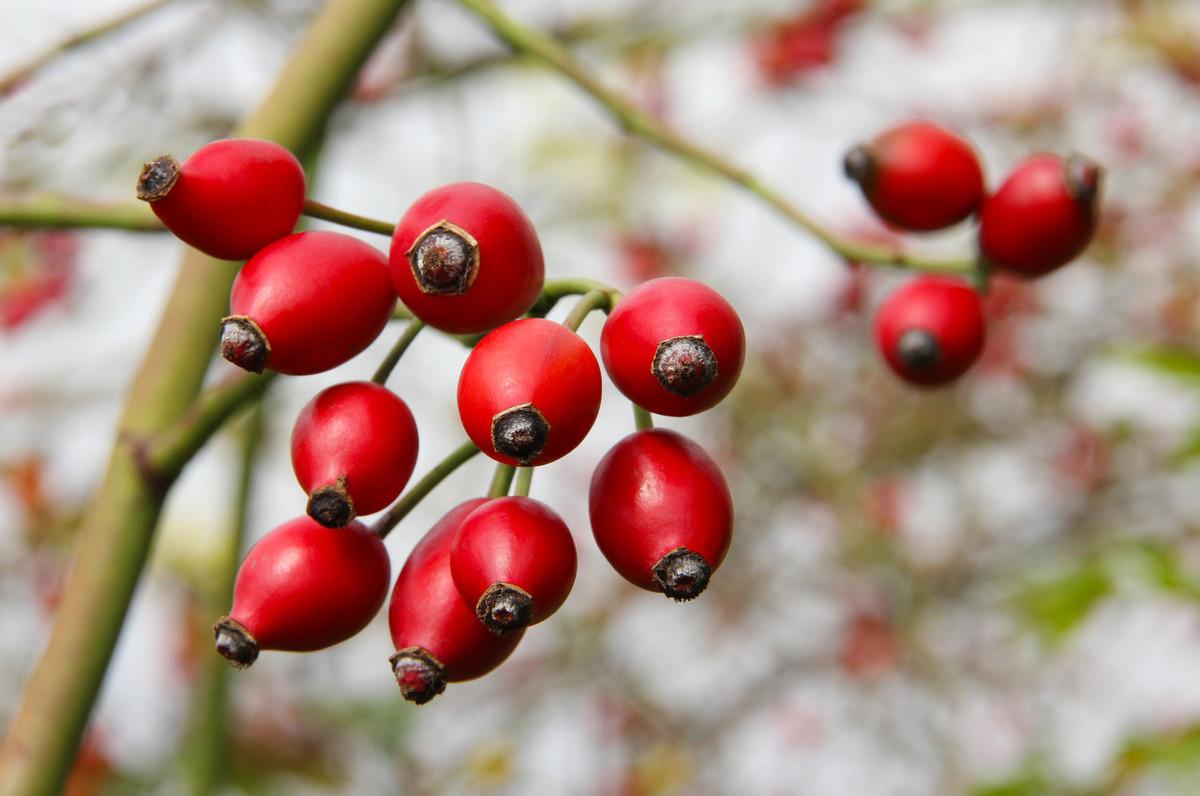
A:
[{"xmin": 0, "ymin": 191, "xmax": 163, "ymax": 231}]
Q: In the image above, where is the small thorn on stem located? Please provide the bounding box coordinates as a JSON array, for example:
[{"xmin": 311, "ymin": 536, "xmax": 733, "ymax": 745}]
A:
[
  {"xmin": 491, "ymin": 403, "xmax": 550, "ymax": 465},
  {"xmin": 1064, "ymin": 153, "xmax": 1102, "ymax": 209},
  {"xmin": 213, "ymin": 616, "xmax": 259, "ymax": 669},
  {"xmin": 652, "ymin": 335, "xmax": 718, "ymax": 397},
  {"xmin": 652, "ymin": 547, "xmax": 712, "ymax": 601},
  {"xmin": 406, "ymin": 220, "xmax": 480, "ymax": 295},
  {"xmin": 220, "ymin": 315, "xmax": 271, "ymax": 374},
  {"xmin": 390, "ymin": 646, "xmax": 447, "ymax": 704},
  {"xmin": 307, "ymin": 477, "xmax": 355, "ymax": 528},
  {"xmin": 896, "ymin": 329, "xmax": 941, "ymax": 371},
  {"xmin": 136, "ymin": 154, "xmax": 181, "ymax": 202},
  {"xmin": 475, "ymin": 582, "xmax": 533, "ymax": 634},
  {"xmin": 843, "ymin": 144, "xmax": 876, "ymax": 189}
]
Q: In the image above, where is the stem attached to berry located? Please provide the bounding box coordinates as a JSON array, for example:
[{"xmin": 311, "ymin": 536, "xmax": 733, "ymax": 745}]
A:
[
  {"xmin": 301, "ymin": 198, "xmax": 396, "ymax": 237},
  {"xmin": 372, "ymin": 320, "xmax": 425, "ymax": 385},
  {"xmin": 514, "ymin": 466, "xmax": 534, "ymax": 497},
  {"xmin": 371, "ymin": 440, "xmax": 482, "ymax": 539},
  {"xmin": 488, "ymin": 463, "xmax": 517, "ymax": 498}
]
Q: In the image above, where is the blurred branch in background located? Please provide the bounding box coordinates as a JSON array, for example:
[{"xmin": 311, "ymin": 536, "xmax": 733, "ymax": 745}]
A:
[{"xmin": 0, "ymin": 191, "xmax": 163, "ymax": 231}]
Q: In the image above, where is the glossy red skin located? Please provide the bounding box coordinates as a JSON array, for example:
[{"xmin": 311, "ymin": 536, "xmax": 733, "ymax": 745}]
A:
[
  {"xmin": 856, "ymin": 121, "xmax": 984, "ymax": 232},
  {"xmin": 589, "ymin": 429, "xmax": 733, "ymax": 592},
  {"xmin": 979, "ymin": 154, "xmax": 1098, "ymax": 277},
  {"xmin": 389, "ymin": 182, "xmax": 544, "ymax": 334},
  {"xmin": 291, "ymin": 381, "xmax": 419, "ymax": 515},
  {"xmin": 451, "ymin": 497, "xmax": 577, "ymax": 625},
  {"xmin": 151, "ymin": 139, "xmax": 305, "ymax": 261},
  {"xmin": 600, "ymin": 277, "xmax": 745, "ymax": 417},
  {"xmin": 389, "ymin": 499, "xmax": 524, "ymax": 681},
  {"xmin": 230, "ymin": 230, "xmax": 396, "ymax": 375},
  {"xmin": 457, "ymin": 318, "xmax": 602, "ymax": 465},
  {"xmin": 229, "ymin": 517, "xmax": 390, "ymax": 651},
  {"xmin": 874, "ymin": 276, "xmax": 986, "ymax": 386}
]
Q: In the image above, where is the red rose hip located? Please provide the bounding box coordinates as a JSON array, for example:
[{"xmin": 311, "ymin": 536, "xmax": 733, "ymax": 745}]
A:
[
  {"xmin": 601, "ymin": 277, "xmax": 745, "ymax": 417},
  {"xmin": 291, "ymin": 381, "xmax": 419, "ymax": 528},
  {"xmin": 589, "ymin": 429, "xmax": 734, "ymax": 601},
  {"xmin": 223, "ymin": 230, "xmax": 396, "ymax": 375},
  {"xmin": 458, "ymin": 318, "xmax": 602, "ymax": 466},
  {"xmin": 136, "ymin": 138, "xmax": 305, "ymax": 260},
  {"xmin": 450, "ymin": 497, "xmax": 577, "ymax": 634},
  {"xmin": 978, "ymin": 153, "xmax": 1102, "ymax": 277},
  {"xmin": 213, "ymin": 516, "xmax": 390, "ymax": 668},
  {"xmin": 874, "ymin": 275, "xmax": 986, "ymax": 386},
  {"xmin": 389, "ymin": 500, "xmax": 524, "ymax": 704},
  {"xmin": 844, "ymin": 121, "xmax": 985, "ymax": 232},
  {"xmin": 389, "ymin": 182, "xmax": 544, "ymax": 334}
]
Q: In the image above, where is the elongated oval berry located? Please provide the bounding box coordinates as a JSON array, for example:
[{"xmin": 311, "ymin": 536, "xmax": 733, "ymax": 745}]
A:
[
  {"xmin": 136, "ymin": 138, "xmax": 305, "ymax": 260},
  {"xmin": 291, "ymin": 381, "xmax": 419, "ymax": 528},
  {"xmin": 874, "ymin": 275, "xmax": 986, "ymax": 387},
  {"xmin": 978, "ymin": 153, "xmax": 1102, "ymax": 277},
  {"xmin": 213, "ymin": 517, "xmax": 390, "ymax": 669},
  {"xmin": 450, "ymin": 497, "xmax": 576, "ymax": 634},
  {"xmin": 844, "ymin": 121, "xmax": 984, "ymax": 232},
  {"xmin": 458, "ymin": 318, "xmax": 601, "ymax": 466},
  {"xmin": 589, "ymin": 429, "xmax": 733, "ymax": 601},
  {"xmin": 389, "ymin": 182, "xmax": 544, "ymax": 334},
  {"xmin": 601, "ymin": 277, "xmax": 745, "ymax": 417},
  {"xmin": 389, "ymin": 499, "xmax": 524, "ymax": 704},
  {"xmin": 223, "ymin": 231, "xmax": 395, "ymax": 375}
]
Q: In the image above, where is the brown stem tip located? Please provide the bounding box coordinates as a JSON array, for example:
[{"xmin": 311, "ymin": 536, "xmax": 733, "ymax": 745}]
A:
[
  {"xmin": 406, "ymin": 220, "xmax": 480, "ymax": 295},
  {"xmin": 652, "ymin": 547, "xmax": 712, "ymax": 602},
  {"xmin": 136, "ymin": 154, "xmax": 181, "ymax": 202},
  {"xmin": 475, "ymin": 582, "xmax": 533, "ymax": 634},
  {"xmin": 390, "ymin": 646, "xmax": 447, "ymax": 705},
  {"xmin": 842, "ymin": 144, "xmax": 876, "ymax": 190},
  {"xmin": 1064, "ymin": 153, "xmax": 1103, "ymax": 210},
  {"xmin": 491, "ymin": 403, "xmax": 550, "ymax": 466},
  {"xmin": 653, "ymin": 335, "xmax": 718, "ymax": 397},
  {"xmin": 220, "ymin": 315, "xmax": 271, "ymax": 374},
  {"xmin": 896, "ymin": 329, "xmax": 941, "ymax": 371},
  {"xmin": 213, "ymin": 616, "xmax": 259, "ymax": 669},
  {"xmin": 307, "ymin": 477, "xmax": 355, "ymax": 528}
]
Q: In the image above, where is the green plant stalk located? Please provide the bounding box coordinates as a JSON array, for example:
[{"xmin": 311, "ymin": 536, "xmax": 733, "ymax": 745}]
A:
[
  {"xmin": 563, "ymin": 289, "xmax": 611, "ymax": 332},
  {"xmin": 302, "ymin": 198, "xmax": 396, "ymax": 237},
  {"xmin": 372, "ymin": 441, "xmax": 482, "ymax": 538},
  {"xmin": 0, "ymin": 2, "xmax": 412, "ymax": 792},
  {"xmin": 633, "ymin": 405, "xmax": 654, "ymax": 431},
  {"xmin": 372, "ymin": 320, "xmax": 425, "ymax": 385},
  {"xmin": 0, "ymin": 191, "xmax": 163, "ymax": 231},
  {"xmin": 514, "ymin": 466, "xmax": 534, "ymax": 497},
  {"xmin": 488, "ymin": 463, "xmax": 517, "ymax": 498},
  {"xmin": 455, "ymin": 0, "xmax": 975, "ymax": 275}
]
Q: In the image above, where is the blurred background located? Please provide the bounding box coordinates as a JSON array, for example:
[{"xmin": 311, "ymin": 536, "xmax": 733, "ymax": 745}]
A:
[{"xmin": 3, "ymin": 0, "xmax": 1200, "ymax": 793}]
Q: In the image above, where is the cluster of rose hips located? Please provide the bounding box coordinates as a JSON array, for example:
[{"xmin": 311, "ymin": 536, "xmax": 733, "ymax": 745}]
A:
[
  {"xmin": 845, "ymin": 121, "xmax": 1103, "ymax": 386},
  {"xmin": 135, "ymin": 138, "xmax": 744, "ymax": 703}
]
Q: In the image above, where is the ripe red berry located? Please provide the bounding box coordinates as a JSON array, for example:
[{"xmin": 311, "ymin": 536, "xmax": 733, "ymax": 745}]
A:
[
  {"xmin": 389, "ymin": 182, "xmax": 544, "ymax": 334},
  {"xmin": 874, "ymin": 275, "xmax": 986, "ymax": 386},
  {"xmin": 601, "ymin": 277, "xmax": 745, "ymax": 417},
  {"xmin": 213, "ymin": 517, "xmax": 390, "ymax": 668},
  {"xmin": 450, "ymin": 497, "xmax": 576, "ymax": 634},
  {"xmin": 457, "ymin": 318, "xmax": 601, "ymax": 466},
  {"xmin": 389, "ymin": 499, "xmax": 524, "ymax": 704},
  {"xmin": 136, "ymin": 138, "xmax": 305, "ymax": 260},
  {"xmin": 589, "ymin": 429, "xmax": 733, "ymax": 601},
  {"xmin": 291, "ymin": 381, "xmax": 419, "ymax": 528},
  {"xmin": 222, "ymin": 230, "xmax": 396, "ymax": 375},
  {"xmin": 978, "ymin": 153, "xmax": 1102, "ymax": 277},
  {"xmin": 844, "ymin": 121, "xmax": 985, "ymax": 232}
]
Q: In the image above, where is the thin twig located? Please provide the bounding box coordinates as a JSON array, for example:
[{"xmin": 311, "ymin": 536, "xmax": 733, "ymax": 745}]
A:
[
  {"xmin": 0, "ymin": 191, "xmax": 163, "ymax": 231},
  {"xmin": 372, "ymin": 440, "xmax": 481, "ymax": 538},
  {"xmin": 302, "ymin": 198, "xmax": 396, "ymax": 236},
  {"xmin": 372, "ymin": 320, "xmax": 425, "ymax": 385}
]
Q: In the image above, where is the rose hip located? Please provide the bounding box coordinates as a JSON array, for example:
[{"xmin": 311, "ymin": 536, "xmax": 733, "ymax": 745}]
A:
[{"xmin": 873, "ymin": 275, "xmax": 986, "ymax": 386}]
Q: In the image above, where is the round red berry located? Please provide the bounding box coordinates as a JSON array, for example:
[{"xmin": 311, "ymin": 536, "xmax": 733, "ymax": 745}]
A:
[
  {"xmin": 978, "ymin": 153, "xmax": 1102, "ymax": 277},
  {"xmin": 136, "ymin": 138, "xmax": 305, "ymax": 260},
  {"xmin": 450, "ymin": 497, "xmax": 576, "ymax": 634},
  {"xmin": 458, "ymin": 318, "xmax": 601, "ymax": 466},
  {"xmin": 601, "ymin": 277, "xmax": 745, "ymax": 417},
  {"xmin": 589, "ymin": 429, "xmax": 733, "ymax": 601},
  {"xmin": 291, "ymin": 381, "xmax": 419, "ymax": 528},
  {"xmin": 213, "ymin": 516, "xmax": 390, "ymax": 668},
  {"xmin": 389, "ymin": 499, "xmax": 524, "ymax": 704},
  {"xmin": 844, "ymin": 121, "xmax": 984, "ymax": 232},
  {"xmin": 222, "ymin": 230, "xmax": 396, "ymax": 375},
  {"xmin": 389, "ymin": 182, "xmax": 544, "ymax": 334},
  {"xmin": 874, "ymin": 275, "xmax": 986, "ymax": 386}
]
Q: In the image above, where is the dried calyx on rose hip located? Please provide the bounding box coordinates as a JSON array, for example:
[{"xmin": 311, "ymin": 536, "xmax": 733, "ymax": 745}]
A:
[
  {"xmin": 389, "ymin": 500, "xmax": 524, "ymax": 704},
  {"xmin": 389, "ymin": 182, "xmax": 544, "ymax": 334},
  {"xmin": 458, "ymin": 318, "xmax": 601, "ymax": 466},
  {"xmin": 222, "ymin": 230, "xmax": 395, "ymax": 375},
  {"xmin": 844, "ymin": 121, "xmax": 985, "ymax": 232},
  {"xmin": 590, "ymin": 429, "xmax": 733, "ymax": 601},
  {"xmin": 600, "ymin": 277, "xmax": 745, "ymax": 417},
  {"xmin": 214, "ymin": 516, "xmax": 390, "ymax": 669},
  {"xmin": 873, "ymin": 275, "xmax": 986, "ymax": 387},
  {"xmin": 136, "ymin": 138, "xmax": 305, "ymax": 261},
  {"xmin": 449, "ymin": 496, "xmax": 576, "ymax": 634},
  {"xmin": 291, "ymin": 381, "xmax": 419, "ymax": 528}
]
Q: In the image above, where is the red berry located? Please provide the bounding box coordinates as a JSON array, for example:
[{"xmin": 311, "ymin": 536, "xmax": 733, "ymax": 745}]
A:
[
  {"xmin": 450, "ymin": 497, "xmax": 576, "ymax": 634},
  {"xmin": 388, "ymin": 499, "xmax": 524, "ymax": 704},
  {"xmin": 844, "ymin": 121, "xmax": 984, "ymax": 232},
  {"xmin": 389, "ymin": 182, "xmax": 544, "ymax": 334},
  {"xmin": 978, "ymin": 153, "xmax": 1102, "ymax": 277},
  {"xmin": 136, "ymin": 138, "xmax": 305, "ymax": 260},
  {"xmin": 222, "ymin": 231, "xmax": 396, "ymax": 375},
  {"xmin": 213, "ymin": 517, "xmax": 390, "ymax": 668},
  {"xmin": 874, "ymin": 276, "xmax": 985, "ymax": 386},
  {"xmin": 601, "ymin": 277, "xmax": 745, "ymax": 417},
  {"xmin": 589, "ymin": 429, "xmax": 733, "ymax": 601},
  {"xmin": 291, "ymin": 381, "xmax": 419, "ymax": 528},
  {"xmin": 457, "ymin": 318, "xmax": 601, "ymax": 466}
]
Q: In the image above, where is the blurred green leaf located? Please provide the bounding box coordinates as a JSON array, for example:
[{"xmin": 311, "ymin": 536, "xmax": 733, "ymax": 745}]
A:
[
  {"xmin": 1119, "ymin": 725, "xmax": 1200, "ymax": 773},
  {"xmin": 1014, "ymin": 563, "xmax": 1111, "ymax": 643},
  {"xmin": 971, "ymin": 767, "xmax": 1054, "ymax": 796},
  {"xmin": 1119, "ymin": 347, "xmax": 1200, "ymax": 386}
]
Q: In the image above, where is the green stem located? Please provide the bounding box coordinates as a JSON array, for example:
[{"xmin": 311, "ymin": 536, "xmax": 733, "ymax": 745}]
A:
[
  {"xmin": 513, "ymin": 466, "xmax": 534, "ymax": 497},
  {"xmin": 372, "ymin": 320, "xmax": 425, "ymax": 385},
  {"xmin": 372, "ymin": 441, "xmax": 481, "ymax": 538},
  {"xmin": 633, "ymin": 404, "xmax": 654, "ymax": 431},
  {"xmin": 0, "ymin": 191, "xmax": 163, "ymax": 231},
  {"xmin": 563, "ymin": 289, "xmax": 611, "ymax": 332},
  {"xmin": 302, "ymin": 198, "xmax": 396, "ymax": 237},
  {"xmin": 488, "ymin": 463, "xmax": 517, "ymax": 498}
]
